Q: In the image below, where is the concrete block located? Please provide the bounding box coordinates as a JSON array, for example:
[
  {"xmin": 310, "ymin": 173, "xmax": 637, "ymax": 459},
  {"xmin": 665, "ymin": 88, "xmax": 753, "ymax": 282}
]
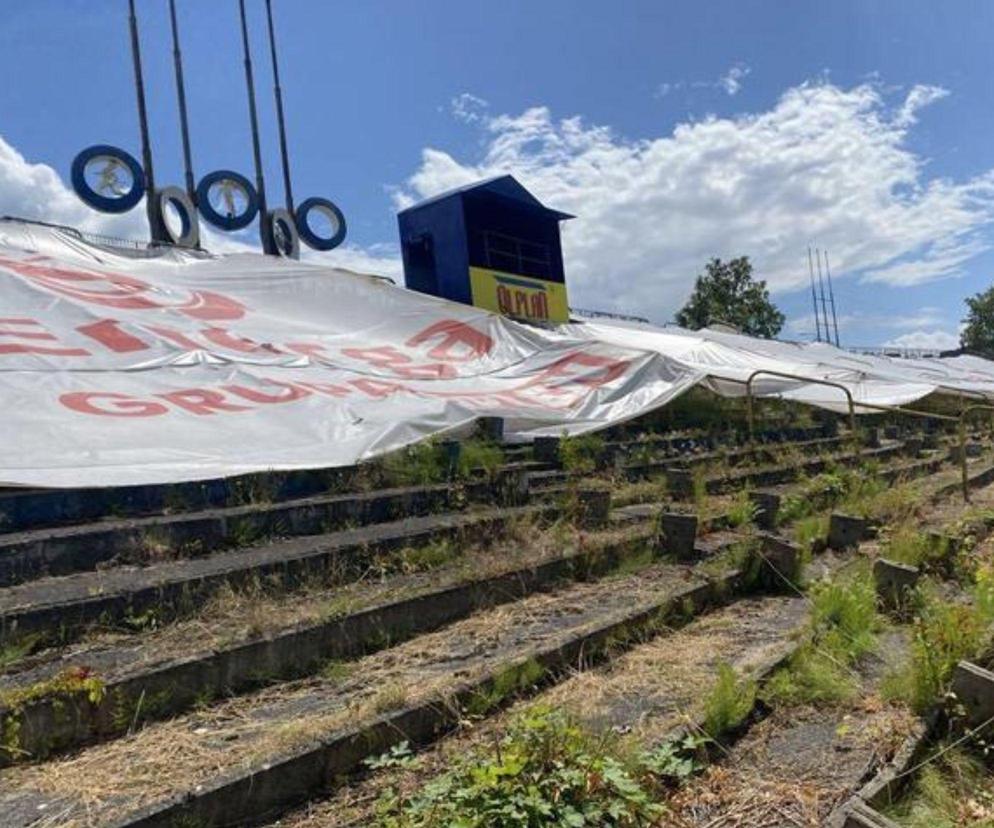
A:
[
  {"xmin": 873, "ymin": 558, "xmax": 920, "ymax": 612},
  {"xmin": 841, "ymin": 801, "xmax": 902, "ymax": 828},
  {"xmin": 755, "ymin": 534, "xmax": 801, "ymax": 589},
  {"xmin": 863, "ymin": 426, "xmax": 881, "ymax": 449},
  {"xmin": 441, "ymin": 440, "xmax": 461, "ymax": 478},
  {"xmin": 951, "ymin": 660, "xmax": 994, "ymax": 729},
  {"xmin": 657, "ymin": 512, "xmax": 698, "ymax": 560},
  {"xmin": 666, "ymin": 468, "xmax": 694, "ymax": 500},
  {"xmin": 748, "ymin": 491, "xmax": 780, "ymax": 530},
  {"xmin": 475, "ymin": 417, "xmax": 504, "ymax": 443},
  {"xmin": 596, "ymin": 444, "xmax": 626, "ymax": 472},
  {"xmin": 533, "ymin": 436, "xmax": 561, "ymax": 464},
  {"xmin": 494, "ymin": 468, "xmax": 531, "ymax": 507},
  {"xmin": 574, "ymin": 486, "xmax": 611, "ymax": 530},
  {"xmin": 884, "ymin": 425, "xmax": 900, "ymax": 441},
  {"xmin": 828, "ymin": 513, "xmax": 867, "ymax": 550}
]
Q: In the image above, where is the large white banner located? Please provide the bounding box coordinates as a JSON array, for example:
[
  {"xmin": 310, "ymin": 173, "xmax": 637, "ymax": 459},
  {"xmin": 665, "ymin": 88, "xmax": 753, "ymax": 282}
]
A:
[{"xmin": 0, "ymin": 222, "xmax": 701, "ymax": 488}]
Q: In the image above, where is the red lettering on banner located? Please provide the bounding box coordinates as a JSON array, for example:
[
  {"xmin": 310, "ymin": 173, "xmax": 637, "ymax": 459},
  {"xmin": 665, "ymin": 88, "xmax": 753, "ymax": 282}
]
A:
[
  {"xmin": 0, "ymin": 256, "xmax": 246, "ymax": 320},
  {"xmin": 349, "ymin": 378, "xmax": 405, "ymax": 398},
  {"xmin": 406, "ymin": 320, "xmax": 493, "ymax": 361},
  {"xmin": 296, "ymin": 381, "xmax": 352, "ymax": 398},
  {"xmin": 203, "ymin": 327, "xmax": 273, "ymax": 354},
  {"xmin": 76, "ymin": 319, "xmax": 149, "ymax": 353},
  {"xmin": 148, "ymin": 325, "xmax": 202, "ymax": 351},
  {"xmin": 342, "ymin": 345, "xmax": 456, "ymax": 379},
  {"xmin": 225, "ymin": 381, "xmax": 311, "ymax": 404},
  {"xmin": 0, "ymin": 317, "xmax": 89, "ymax": 356},
  {"xmin": 528, "ymin": 352, "xmax": 629, "ymax": 389},
  {"xmin": 286, "ymin": 342, "xmax": 330, "ymax": 359},
  {"xmin": 155, "ymin": 389, "xmax": 252, "ymax": 415},
  {"xmin": 60, "ymin": 392, "xmax": 168, "ymax": 417}
]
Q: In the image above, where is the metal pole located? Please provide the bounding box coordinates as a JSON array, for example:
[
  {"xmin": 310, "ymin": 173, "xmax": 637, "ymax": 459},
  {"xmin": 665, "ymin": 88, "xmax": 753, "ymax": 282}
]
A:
[
  {"xmin": 127, "ymin": 0, "xmax": 161, "ymax": 241},
  {"xmin": 168, "ymin": 0, "xmax": 196, "ymax": 201},
  {"xmin": 264, "ymin": 0, "xmax": 294, "ymax": 212},
  {"xmin": 815, "ymin": 248, "xmax": 831, "ymax": 349},
  {"xmin": 238, "ymin": 0, "xmax": 271, "ymax": 251},
  {"xmin": 745, "ymin": 370, "xmax": 857, "ymax": 443},
  {"xmin": 823, "ymin": 249, "xmax": 841, "ymax": 347},
  {"xmin": 807, "ymin": 247, "xmax": 822, "ymax": 343}
]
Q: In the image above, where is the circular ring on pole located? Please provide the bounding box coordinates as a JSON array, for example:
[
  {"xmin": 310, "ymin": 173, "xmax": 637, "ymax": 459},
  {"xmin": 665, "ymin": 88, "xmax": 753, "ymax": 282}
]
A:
[
  {"xmin": 71, "ymin": 145, "xmax": 146, "ymax": 213},
  {"xmin": 156, "ymin": 186, "xmax": 200, "ymax": 248},
  {"xmin": 296, "ymin": 196, "xmax": 347, "ymax": 250},
  {"xmin": 266, "ymin": 208, "xmax": 300, "ymax": 259},
  {"xmin": 196, "ymin": 170, "xmax": 259, "ymax": 230}
]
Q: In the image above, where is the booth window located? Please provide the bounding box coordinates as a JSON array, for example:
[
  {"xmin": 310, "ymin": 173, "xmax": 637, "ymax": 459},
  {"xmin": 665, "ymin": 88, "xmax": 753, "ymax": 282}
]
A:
[{"xmin": 484, "ymin": 231, "xmax": 551, "ymax": 279}]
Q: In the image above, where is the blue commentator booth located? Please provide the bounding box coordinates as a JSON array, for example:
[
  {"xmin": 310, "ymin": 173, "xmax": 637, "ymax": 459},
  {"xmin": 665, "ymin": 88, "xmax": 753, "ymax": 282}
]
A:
[{"xmin": 397, "ymin": 175, "xmax": 573, "ymax": 324}]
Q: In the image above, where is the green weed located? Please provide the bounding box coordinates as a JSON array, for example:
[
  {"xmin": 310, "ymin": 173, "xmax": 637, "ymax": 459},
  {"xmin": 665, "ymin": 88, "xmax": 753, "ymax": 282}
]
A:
[
  {"xmin": 373, "ymin": 705, "xmax": 670, "ymax": 827},
  {"xmin": 702, "ymin": 663, "xmax": 756, "ymax": 739},
  {"xmin": 559, "ymin": 432, "xmax": 605, "ymax": 475},
  {"xmin": 883, "ymin": 746, "xmax": 993, "ymax": 828}
]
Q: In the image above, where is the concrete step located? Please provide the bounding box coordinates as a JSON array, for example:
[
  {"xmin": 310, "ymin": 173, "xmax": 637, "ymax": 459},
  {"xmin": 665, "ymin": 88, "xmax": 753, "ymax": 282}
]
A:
[{"xmin": 0, "ymin": 555, "xmax": 754, "ymax": 827}]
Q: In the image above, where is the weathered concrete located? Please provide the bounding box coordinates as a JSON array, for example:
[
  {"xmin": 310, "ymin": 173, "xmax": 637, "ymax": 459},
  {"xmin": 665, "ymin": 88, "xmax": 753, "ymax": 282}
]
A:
[
  {"xmin": 657, "ymin": 512, "xmax": 698, "ymax": 560},
  {"xmin": 841, "ymin": 801, "xmax": 902, "ymax": 828},
  {"xmin": 0, "ymin": 520, "xmax": 662, "ymax": 765},
  {"xmin": 475, "ymin": 417, "xmax": 505, "ymax": 442},
  {"xmin": 873, "ymin": 558, "xmax": 920, "ymax": 612},
  {"xmin": 0, "ymin": 483, "xmax": 474, "ymax": 587},
  {"xmin": 951, "ymin": 660, "xmax": 994, "ymax": 730},
  {"xmin": 754, "ymin": 534, "xmax": 802, "ymax": 590},
  {"xmin": 532, "ymin": 436, "xmax": 561, "ymax": 464},
  {"xmin": 828, "ymin": 514, "xmax": 867, "ymax": 550},
  {"xmin": 0, "ymin": 506, "xmax": 552, "ymax": 644},
  {"xmin": 748, "ymin": 491, "xmax": 780, "ymax": 530},
  {"xmin": 666, "ymin": 468, "xmax": 694, "ymax": 499},
  {"xmin": 574, "ymin": 486, "xmax": 612, "ymax": 529}
]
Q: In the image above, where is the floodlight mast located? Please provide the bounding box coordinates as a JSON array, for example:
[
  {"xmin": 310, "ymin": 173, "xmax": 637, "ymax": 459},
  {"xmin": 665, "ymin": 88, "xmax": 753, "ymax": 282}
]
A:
[
  {"xmin": 824, "ymin": 249, "xmax": 841, "ymax": 347},
  {"xmin": 168, "ymin": 0, "xmax": 196, "ymax": 202},
  {"xmin": 238, "ymin": 0, "xmax": 273, "ymax": 253},
  {"xmin": 807, "ymin": 247, "xmax": 822, "ymax": 342},
  {"xmin": 127, "ymin": 0, "xmax": 163, "ymax": 242},
  {"xmin": 265, "ymin": 0, "xmax": 294, "ymax": 213}
]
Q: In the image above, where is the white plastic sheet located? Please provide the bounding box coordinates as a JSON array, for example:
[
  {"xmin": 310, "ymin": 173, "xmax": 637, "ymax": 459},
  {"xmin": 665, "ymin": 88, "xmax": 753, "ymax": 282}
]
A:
[{"xmin": 0, "ymin": 222, "xmax": 702, "ymax": 487}]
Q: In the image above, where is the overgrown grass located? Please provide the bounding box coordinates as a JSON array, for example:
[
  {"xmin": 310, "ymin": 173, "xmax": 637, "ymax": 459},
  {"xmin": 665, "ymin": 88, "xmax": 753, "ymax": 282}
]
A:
[
  {"xmin": 381, "ymin": 438, "xmax": 504, "ymax": 485},
  {"xmin": 764, "ymin": 570, "xmax": 879, "ymax": 707},
  {"xmin": 372, "ymin": 705, "xmax": 707, "ymax": 826},
  {"xmin": 702, "ymin": 663, "xmax": 756, "ymax": 738},
  {"xmin": 883, "ymin": 746, "xmax": 994, "ymax": 828},
  {"xmin": 559, "ymin": 432, "xmax": 605, "ymax": 475},
  {"xmin": 882, "ymin": 587, "xmax": 991, "ymax": 713},
  {"xmin": 725, "ymin": 490, "xmax": 758, "ymax": 528}
]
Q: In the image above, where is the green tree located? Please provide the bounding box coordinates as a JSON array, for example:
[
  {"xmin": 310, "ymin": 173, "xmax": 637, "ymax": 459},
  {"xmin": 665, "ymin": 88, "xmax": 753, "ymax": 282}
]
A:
[
  {"xmin": 676, "ymin": 256, "xmax": 785, "ymax": 338},
  {"xmin": 961, "ymin": 285, "xmax": 994, "ymax": 355}
]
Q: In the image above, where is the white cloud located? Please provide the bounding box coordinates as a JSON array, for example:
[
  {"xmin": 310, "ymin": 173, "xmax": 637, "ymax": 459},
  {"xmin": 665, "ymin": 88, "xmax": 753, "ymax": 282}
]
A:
[
  {"xmin": 657, "ymin": 63, "xmax": 751, "ymax": 98},
  {"xmin": 882, "ymin": 329, "xmax": 960, "ymax": 350},
  {"xmin": 786, "ymin": 307, "xmax": 945, "ymax": 335},
  {"xmin": 718, "ymin": 64, "xmax": 751, "ymax": 96},
  {"xmin": 398, "ymin": 80, "xmax": 989, "ymax": 322},
  {"xmin": 451, "ymin": 92, "xmax": 490, "ymax": 124},
  {"xmin": 896, "ymin": 84, "xmax": 949, "ymax": 126}
]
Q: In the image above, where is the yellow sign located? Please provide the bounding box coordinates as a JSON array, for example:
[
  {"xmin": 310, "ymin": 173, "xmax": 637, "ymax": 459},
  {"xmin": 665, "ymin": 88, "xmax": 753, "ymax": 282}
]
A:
[{"xmin": 469, "ymin": 267, "xmax": 569, "ymax": 324}]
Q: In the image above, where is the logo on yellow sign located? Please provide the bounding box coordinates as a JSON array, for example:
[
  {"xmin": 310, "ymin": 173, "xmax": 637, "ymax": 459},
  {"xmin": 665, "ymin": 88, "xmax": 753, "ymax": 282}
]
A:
[{"xmin": 468, "ymin": 267, "xmax": 569, "ymax": 324}]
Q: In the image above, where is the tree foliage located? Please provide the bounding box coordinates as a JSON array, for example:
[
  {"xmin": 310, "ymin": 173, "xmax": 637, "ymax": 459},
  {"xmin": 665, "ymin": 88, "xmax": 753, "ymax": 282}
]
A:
[
  {"xmin": 960, "ymin": 285, "xmax": 994, "ymax": 355},
  {"xmin": 675, "ymin": 257, "xmax": 784, "ymax": 338}
]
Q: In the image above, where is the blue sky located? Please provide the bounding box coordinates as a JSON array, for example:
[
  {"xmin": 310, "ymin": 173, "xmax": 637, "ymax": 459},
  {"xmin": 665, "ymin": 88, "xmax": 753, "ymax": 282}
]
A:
[{"xmin": 3, "ymin": 0, "xmax": 994, "ymax": 349}]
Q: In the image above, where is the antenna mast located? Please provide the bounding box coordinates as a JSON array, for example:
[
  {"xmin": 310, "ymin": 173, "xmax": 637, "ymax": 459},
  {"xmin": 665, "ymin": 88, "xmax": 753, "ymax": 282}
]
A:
[
  {"xmin": 814, "ymin": 248, "xmax": 831, "ymax": 346},
  {"xmin": 264, "ymin": 0, "xmax": 294, "ymax": 212},
  {"xmin": 237, "ymin": 0, "xmax": 272, "ymax": 253},
  {"xmin": 168, "ymin": 0, "xmax": 196, "ymax": 201},
  {"xmin": 127, "ymin": 0, "xmax": 162, "ymax": 241},
  {"xmin": 823, "ymin": 249, "xmax": 841, "ymax": 347},
  {"xmin": 807, "ymin": 247, "xmax": 822, "ymax": 342}
]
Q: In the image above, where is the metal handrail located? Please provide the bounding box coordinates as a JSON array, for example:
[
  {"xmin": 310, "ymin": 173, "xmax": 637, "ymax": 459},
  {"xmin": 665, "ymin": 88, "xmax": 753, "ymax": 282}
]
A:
[{"xmin": 744, "ymin": 370, "xmax": 856, "ymax": 441}]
